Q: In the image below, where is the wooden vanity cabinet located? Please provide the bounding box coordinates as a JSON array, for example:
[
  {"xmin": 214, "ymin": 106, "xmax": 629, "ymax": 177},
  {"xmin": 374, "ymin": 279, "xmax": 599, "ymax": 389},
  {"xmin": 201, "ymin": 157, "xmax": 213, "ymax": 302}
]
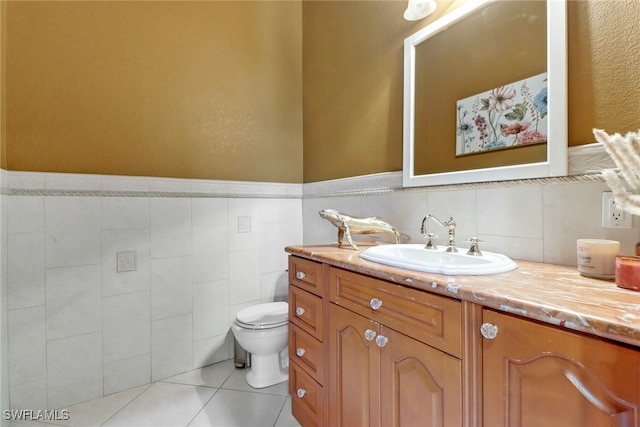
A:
[
  {"xmin": 481, "ymin": 309, "xmax": 640, "ymax": 427},
  {"xmin": 328, "ymin": 266, "xmax": 463, "ymax": 427},
  {"xmin": 288, "ymin": 252, "xmax": 640, "ymax": 427}
]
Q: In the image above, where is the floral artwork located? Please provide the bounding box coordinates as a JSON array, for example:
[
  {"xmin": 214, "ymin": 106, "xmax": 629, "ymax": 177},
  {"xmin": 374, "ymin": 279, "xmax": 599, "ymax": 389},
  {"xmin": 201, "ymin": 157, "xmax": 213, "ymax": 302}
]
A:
[{"xmin": 455, "ymin": 73, "xmax": 547, "ymax": 156}]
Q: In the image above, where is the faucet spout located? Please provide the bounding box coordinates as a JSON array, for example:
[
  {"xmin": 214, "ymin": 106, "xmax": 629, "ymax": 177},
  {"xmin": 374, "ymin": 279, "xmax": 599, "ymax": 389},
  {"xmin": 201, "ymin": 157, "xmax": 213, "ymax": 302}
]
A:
[{"xmin": 421, "ymin": 215, "xmax": 458, "ymax": 252}]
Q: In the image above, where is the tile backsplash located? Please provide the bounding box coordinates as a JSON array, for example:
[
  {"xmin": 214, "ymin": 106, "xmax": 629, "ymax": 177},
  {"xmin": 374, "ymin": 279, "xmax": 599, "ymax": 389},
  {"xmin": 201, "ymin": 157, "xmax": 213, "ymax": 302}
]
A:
[
  {"xmin": 302, "ymin": 174, "xmax": 640, "ymax": 265},
  {"xmin": 2, "ymin": 158, "xmax": 640, "ymax": 411}
]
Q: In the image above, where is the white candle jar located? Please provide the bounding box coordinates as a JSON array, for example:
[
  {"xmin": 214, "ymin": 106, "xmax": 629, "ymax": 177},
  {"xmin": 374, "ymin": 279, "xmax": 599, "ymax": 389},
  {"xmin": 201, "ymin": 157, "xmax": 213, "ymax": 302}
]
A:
[{"xmin": 577, "ymin": 239, "xmax": 620, "ymax": 280}]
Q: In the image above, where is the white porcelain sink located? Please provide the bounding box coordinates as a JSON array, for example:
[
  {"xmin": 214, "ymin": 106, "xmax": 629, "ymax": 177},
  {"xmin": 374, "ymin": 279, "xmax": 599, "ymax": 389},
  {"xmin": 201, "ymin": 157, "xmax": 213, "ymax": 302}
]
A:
[{"xmin": 360, "ymin": 244, "xmax": 517, "ymax": 275}]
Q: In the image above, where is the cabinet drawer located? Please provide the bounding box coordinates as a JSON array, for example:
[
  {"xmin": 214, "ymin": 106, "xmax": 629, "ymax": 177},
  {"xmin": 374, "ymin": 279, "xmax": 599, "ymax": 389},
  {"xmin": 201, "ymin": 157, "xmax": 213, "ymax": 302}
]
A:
[
  {"xmin": 290, "ymin": 362, "xmax": 325, "ymax": 427},
  {"xmin": 289, "ymin": 256, "xmax": 325, "ymax": 297},
  {"xmin": 289, "ymin": 323, "xmax": 325, "ymax": 383},
  {"xmin": 329, "ymin": 266, "xmax": 461, "ymax": 357},
  {"xmin": 289, "ymin": 285, "xmax": 323, "ymax": 341}
]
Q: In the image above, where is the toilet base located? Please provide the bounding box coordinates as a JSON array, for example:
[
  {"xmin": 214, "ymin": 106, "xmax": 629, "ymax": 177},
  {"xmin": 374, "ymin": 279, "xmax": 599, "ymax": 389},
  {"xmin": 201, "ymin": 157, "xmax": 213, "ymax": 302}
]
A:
[{"xmin": 245, "ymin": 353, "xmax": 288, "ymax": 389}]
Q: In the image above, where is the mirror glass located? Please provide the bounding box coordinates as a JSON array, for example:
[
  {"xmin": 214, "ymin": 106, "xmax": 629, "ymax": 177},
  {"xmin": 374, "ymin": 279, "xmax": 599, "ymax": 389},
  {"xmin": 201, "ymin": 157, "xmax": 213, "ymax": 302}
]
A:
[{"xmin": 403, "ymin": 0, "xmax": 567, "ymax": 187}]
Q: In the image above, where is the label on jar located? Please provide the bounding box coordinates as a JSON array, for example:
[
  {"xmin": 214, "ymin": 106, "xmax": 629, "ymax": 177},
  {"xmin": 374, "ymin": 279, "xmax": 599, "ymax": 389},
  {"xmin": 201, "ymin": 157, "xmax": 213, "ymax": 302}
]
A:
[{"xmin": 577, "ymin": 239, "xmax": 619, "ymax": 280}]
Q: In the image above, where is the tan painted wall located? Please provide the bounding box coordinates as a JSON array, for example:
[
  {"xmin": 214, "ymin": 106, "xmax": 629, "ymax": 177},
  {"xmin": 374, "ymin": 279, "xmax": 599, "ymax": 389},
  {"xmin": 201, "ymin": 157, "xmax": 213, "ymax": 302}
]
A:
[
  {"xmin": 302, "ymin": 0, "xmax": 425, "ymax": 183},
  {"xmin": 303, "ymin": 0, "xmax": 640, "ymax": 183},
  {"xmin": 568, "ymin": 0, "xmax": 640, "ymax": 144},
  {"xmin": 4, "ymin": 1, "xmax": 303, "ymax": 182},
  {"xmin": 2, "ymin": 1, "xmax": 639, "ymax": 184}
]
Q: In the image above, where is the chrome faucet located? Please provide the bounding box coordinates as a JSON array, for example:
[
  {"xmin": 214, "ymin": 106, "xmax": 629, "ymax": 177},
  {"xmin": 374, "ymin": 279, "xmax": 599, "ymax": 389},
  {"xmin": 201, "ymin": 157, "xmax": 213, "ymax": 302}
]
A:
[
  {"xmin": 465, "ymin": 237, "xmax": 484, "ymax": 256},
  {"xmin": 421, "ymin": 215, "xmax": 458, "ymax": 252}
]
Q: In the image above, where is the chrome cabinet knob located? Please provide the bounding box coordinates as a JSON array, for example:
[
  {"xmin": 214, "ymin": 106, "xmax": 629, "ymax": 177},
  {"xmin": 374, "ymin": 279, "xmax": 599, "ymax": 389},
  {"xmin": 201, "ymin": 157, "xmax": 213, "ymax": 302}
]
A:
[
  {"xmin": 364, "ymin": 329, "xmax": 376, "ymax": 341},
  {"xmin": 297, "ymin": 388, "xmax": 306, "ymax": 398},
  {"xmin": 295, "ymin": 307, "xmax": 305, "ymax": 316},
  {"xmin": 296, "ymin": 348, "xmax": 306, "ymax": 357},
  {"xmin": 370, "ymin": 298, "xmax": 383, "ymax": 310},
  {"xmin": 296, "ymin": 271, "xmax": 306, "ymax": 280},
  {"xmin": 375, "ymin": 335, "xmax": 388, "ymax": 348},
  {"xmin": 480, "ymin": 322, "xmax": 499, "ymax": 340}
]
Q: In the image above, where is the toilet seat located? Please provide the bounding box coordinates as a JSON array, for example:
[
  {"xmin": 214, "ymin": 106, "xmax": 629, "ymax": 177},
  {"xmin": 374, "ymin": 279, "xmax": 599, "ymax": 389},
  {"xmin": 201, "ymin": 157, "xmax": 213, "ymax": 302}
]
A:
[{"xmin": 235, "ymin": 302, "xmax": 288, "ymax": 330}]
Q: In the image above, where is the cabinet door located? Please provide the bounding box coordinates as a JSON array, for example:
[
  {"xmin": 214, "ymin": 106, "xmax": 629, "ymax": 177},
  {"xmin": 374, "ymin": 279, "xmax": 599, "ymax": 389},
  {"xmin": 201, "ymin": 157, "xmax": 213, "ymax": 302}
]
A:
[
  {"xmin": 329, "ymin": 304, "xmax": 381, "ymax": 427},
  {"xmin": 380, "ymin": 326, "xmax": 462, "ymax": 427},
  {"xmin": 482, "ymin": 309, "xmax": 640, "ymax": 427}
]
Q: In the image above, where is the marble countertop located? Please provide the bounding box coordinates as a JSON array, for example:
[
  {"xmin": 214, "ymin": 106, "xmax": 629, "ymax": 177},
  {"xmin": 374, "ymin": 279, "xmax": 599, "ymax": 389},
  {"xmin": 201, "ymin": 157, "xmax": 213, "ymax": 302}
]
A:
[{"xmin": 285, "ymin": 243, "xmax": 640, "ymax": 348}]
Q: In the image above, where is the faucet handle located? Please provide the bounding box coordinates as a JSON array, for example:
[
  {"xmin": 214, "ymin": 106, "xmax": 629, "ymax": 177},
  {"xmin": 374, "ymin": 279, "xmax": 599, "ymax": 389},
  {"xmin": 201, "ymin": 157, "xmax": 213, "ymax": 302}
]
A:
[
  {"xmin": 420, "ymin": 216, "xmax": 428, "ymax": 235},
  {"xmin": 465, "ymin": 237, "xmax": 484, "ymax": 256},
  {"xmin": 425, "ymin": 233, "xmax": 438, "ymax": 250}
]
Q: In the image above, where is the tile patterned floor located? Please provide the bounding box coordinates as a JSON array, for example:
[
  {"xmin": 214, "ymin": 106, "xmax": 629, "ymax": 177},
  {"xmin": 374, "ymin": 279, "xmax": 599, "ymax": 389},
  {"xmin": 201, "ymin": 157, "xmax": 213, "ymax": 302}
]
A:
[{"xmin": 10, "ymin": 360, "xmax": 301, "ymax": 427}]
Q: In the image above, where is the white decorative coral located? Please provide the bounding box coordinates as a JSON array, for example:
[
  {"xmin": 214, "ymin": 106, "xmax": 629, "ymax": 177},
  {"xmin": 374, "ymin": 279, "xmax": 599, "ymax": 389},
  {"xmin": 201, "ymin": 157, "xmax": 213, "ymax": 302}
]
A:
[{"xmin": 593, "ymin": 128, "xmax": 640, "ymax": 216}]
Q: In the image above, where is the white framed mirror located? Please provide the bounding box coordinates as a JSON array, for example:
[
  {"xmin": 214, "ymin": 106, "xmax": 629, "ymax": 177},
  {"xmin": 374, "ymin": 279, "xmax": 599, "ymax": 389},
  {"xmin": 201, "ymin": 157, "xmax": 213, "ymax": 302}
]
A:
[{"xmin": 403, "ymin": 0, "xmax": 567, "ymax": 187}]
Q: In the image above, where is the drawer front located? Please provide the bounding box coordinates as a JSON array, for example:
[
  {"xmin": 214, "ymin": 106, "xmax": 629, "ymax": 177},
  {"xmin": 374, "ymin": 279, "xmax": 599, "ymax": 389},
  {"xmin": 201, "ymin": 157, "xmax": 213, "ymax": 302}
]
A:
[
  {"xmin": 329, "ymin": 266, "xmax": 461, "ymax": 357},
  {"xmin": 289, "ymin": 323, "xmax": 325, "ymax": 383},
  {"xmin": 289, "ymin": 286, "xmax": 323, "ymax": 341},
  {"xmin": 289, "ymin": 256, "xmax": 325, "ymax": 297},
  {"xmin": 290, "ymin": 362, "xmax": 325, "ymax": 427}
]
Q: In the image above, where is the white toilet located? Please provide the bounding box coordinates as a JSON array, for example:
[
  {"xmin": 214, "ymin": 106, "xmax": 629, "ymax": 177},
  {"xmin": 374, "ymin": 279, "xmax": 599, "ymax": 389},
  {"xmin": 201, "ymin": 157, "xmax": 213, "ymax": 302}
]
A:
[{"xmin": 231, "ymin": 302, "xmax": 289, "ymax": 389}]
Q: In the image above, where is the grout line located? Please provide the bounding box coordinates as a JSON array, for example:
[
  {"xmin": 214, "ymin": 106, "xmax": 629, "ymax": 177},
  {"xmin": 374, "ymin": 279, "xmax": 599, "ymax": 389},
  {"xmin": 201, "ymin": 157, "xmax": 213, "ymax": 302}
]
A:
[
  {"xmin": 272, "ymin": 395, "xmax": 293, "ymax": 427},
  {"xmin": 97, "ymin": 382, "xmax": 153, "ymax": 427},
  {"xmin": 183, "ymin": 388, "xmax": 219, "ymax": 427}
]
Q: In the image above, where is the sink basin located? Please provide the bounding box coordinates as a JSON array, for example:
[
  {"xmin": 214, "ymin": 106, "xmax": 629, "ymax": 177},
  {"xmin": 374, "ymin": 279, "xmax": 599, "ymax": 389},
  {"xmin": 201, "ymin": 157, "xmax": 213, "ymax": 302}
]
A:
[{"xmin": 360, "ymin": 244, "xmax": 517, "ymax": 275}]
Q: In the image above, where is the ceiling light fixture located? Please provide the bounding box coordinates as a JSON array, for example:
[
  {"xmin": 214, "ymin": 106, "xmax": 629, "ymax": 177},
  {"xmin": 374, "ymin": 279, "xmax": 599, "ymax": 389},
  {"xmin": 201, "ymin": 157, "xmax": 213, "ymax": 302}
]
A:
[{"xmin": 403, "ymin": 0, "xmax": 437, "ymax": 21}]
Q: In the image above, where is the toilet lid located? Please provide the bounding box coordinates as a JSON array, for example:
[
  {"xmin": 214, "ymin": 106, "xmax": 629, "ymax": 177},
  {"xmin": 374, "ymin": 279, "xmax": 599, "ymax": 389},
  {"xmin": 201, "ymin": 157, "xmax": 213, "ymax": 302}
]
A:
[{"xmin": 236, "ymin": 302, "xmax": 289, "ymax": 329}]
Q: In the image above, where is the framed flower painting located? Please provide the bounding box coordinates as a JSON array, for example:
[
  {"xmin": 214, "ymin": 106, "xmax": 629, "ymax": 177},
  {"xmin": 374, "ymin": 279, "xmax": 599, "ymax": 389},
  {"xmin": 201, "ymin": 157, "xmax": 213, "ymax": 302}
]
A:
[{"xmin": 455, "ymin": 72, "xmax": 547, "ymax": 156}]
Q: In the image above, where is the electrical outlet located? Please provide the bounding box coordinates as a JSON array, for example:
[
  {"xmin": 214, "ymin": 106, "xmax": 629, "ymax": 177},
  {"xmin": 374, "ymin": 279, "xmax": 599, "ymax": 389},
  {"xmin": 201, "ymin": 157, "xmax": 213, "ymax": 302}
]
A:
[{"xmin": 602, "ymin": 192, "xmax": 632, "ymax": 228}]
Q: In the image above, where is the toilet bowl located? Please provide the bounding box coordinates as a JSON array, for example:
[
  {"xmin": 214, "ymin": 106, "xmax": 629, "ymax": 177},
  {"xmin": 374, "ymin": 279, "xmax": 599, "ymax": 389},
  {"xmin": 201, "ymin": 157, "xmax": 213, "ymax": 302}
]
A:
[{"xmin": 231, "ymin": 302, "xmax": 289, "ymax": 389}]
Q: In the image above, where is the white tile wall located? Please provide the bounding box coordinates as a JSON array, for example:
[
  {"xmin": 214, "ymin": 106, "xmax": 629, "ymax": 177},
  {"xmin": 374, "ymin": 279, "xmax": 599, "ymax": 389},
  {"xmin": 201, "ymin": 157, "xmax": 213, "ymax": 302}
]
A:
[
  {"xmin": 260, "ymin": 271, "xmax": 289, "ymax": 303},
  {"xmin": 150, "ymin": 256, "xmax": 192, "ymax": 321},
  {"xmin": 150, "ymin": 199, "xmax": 192, "ymax": 259},
  {"xmin": 7, "ymin": 196, "xmax": 44, "ymax": 234},
  {"xmin": 193, "ymin": 280, "xmax": 229, "ymax": 341},
  {"xmin": 102, "ymin": 228, "xmax": 150, "ymax": 297},
  {"xmin": 542, "ymin": 180, "xmax": 637, "ymax": 265},
  {"xmin": 8, "ymin": 306, "xmax": 46, "ymax": 386},
  {"xmin": 101, "ymin": 197, "xmax": 150, "ymax": 230},
  {"xmin": 45, "ymin": 197, "xmax": 101, "ymax": 268},
  {"xmin": 4, "ymin": 173, "xmax": 303, "ymax": 410},
  {"xmin": 47, "ymin": 332, "xmax": 103, "ymax": 409},
  {"xmin": 151, "ymin": 314, "xmax": 193, "ymax": 382},
  {"xmin": 9, "ymin": 378, "xmax": 47, "ymax": 412},
  {"xmin": 8, "ymin": 234, "xmax": 45, "ymax": 310},
  {"xmin": 103, "ymin": 354, "xmax": 151, "ymax": 396},
  {"xmin": 229, "ymin": 250, "xmax": 260, "ymax": 306},
  {"xmin": 192, "ymin": 334, "xmax": 230, "ymax": 368},
  {"xmin": 103, "ymin": 292, "xmax": 150, "ymax": 364},
  {"xmin": 46, "ymin": 265, "xmax": 102, "ymax": 341},
  {"xmin": 192, "ymin": 198, "xmax": 228, "ymax": 227},
  {"xmin": 5, "ymin": 167, "xmax": 638, "ymax": 413},
  {"xmin": 192, "ymin": 225, "xmax": 228, "ymax": 284},
  {"xmin": 0, "ymin": 181, "xmax": 8, "ymax": 425}
]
